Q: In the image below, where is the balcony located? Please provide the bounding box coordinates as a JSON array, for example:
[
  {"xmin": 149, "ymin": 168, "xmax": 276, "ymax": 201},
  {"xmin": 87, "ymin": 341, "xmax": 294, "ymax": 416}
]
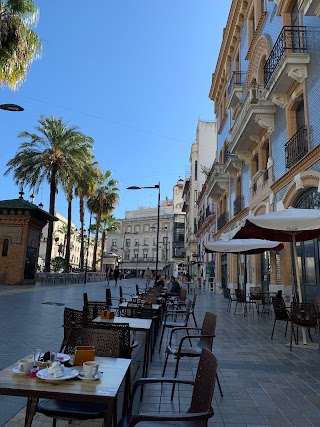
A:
[
  {"xmin": 227, "ymin": 71, "xmax": 245, "ymax": 109},
  {"xmin": 224, "ymin": 152, "xmax": 243, "ymax": 175},
  {"xmin": 264, "ymin": 27, "xmax": 310, "ymax": 101},
  {"xmin": 217, "ymin": 212, "xmax": 228, "ymax": 230},
  {"xmin": 229, "ymin": 85, "xmax": 276, "ymax": 156},
  {"xmin": 206, "ymin": 163, "xmax": 229, "ymax": 202},
  {"xmin": 285, "ymin": 125, "xmax": 308, "ymax": 169},
  {"xmin": 233, "ymin": 196, "xmax": 244, "ymax": 216},
  {"xmin": 298, "ymin": 0, "xmax": 320, "ymax": 16}
]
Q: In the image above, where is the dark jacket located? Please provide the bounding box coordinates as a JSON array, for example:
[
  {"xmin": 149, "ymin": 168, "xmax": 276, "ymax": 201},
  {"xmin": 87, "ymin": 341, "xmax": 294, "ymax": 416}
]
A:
[{"xmin": 169, "ymin": 280, "xmax": 181, "ymax": 295}]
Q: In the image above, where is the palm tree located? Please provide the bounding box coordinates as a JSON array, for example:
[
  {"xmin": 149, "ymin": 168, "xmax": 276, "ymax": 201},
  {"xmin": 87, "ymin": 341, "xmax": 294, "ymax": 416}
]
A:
[
  {"xmin": 5, "ymin": 115, "xmax": 94, "ymax": 271},
  {"xmin": 75, "ymin": 161, "xmax": 101, "ymax": 271},
  {"xmin": 87, "ymin": 171, "xmax": 119, "ymax": 271},
  {"xmin": 99, "ymin": 214, "xmax": 121, "ymax": 271},
  {"xmin": 0, "ymin": 0, "xmax": 42, "ymax": 90}
]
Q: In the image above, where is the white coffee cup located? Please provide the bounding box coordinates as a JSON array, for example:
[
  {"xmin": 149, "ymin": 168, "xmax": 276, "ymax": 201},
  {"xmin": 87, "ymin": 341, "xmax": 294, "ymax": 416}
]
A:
[
  {"xmin": 83, "ymin": 361, "xmax": 99, "ymax": 378},
  {"xmin": 18, "ymin": 359, "xmax": 34, "ymax": 373}
]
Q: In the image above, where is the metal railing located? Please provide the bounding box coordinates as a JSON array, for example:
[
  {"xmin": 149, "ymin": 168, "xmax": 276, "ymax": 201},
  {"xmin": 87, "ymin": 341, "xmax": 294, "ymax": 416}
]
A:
[
  {"xmin": 217, "ymin": 212, "xmax": 228, "ymax": 230},
  {"xmin": 233, "ymin": 196, "xmax": 244, "ymax": 216},
  {"xmin": 227, "ymin": 71, "xmax": 244, "ymax": 98},
  {"xmin": 285, "ymin": 125, "xmax": 308, "ymax": 169},
  {"xmin": 264, "ymin": 26, "xmax": 307, "ymax": 87}
]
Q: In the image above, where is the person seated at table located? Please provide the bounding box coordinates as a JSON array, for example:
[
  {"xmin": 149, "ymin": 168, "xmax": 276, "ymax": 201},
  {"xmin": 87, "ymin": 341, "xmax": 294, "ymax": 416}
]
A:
[
  {"xmin": 165, "ymin": 276, "xmax": 181, "ymax": 299},
  {"xmin": 154, "ymin": 274, "xmax": 164, "ymax": 287}
]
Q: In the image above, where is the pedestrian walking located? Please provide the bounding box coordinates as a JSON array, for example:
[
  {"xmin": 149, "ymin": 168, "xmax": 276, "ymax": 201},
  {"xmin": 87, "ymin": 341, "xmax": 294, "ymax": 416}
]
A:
[
  {"xmin": 106, "ymin": 267, "xmax": 111, "ymax": 285},
  {"xmin": 145, "ymin": 267, "xmax": 152, "ymax": 288},
  {"xmin": 114, "ymin": 266, "xmax": 119, "ymax": 285}
]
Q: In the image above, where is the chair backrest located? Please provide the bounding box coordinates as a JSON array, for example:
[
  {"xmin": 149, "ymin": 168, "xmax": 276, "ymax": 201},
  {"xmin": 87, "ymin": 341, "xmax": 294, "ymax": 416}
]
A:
[
  {"xmin": 106, "ymin": 288, "xmax": 112, "ymax": 306},
  {"xmin": 86, "ymin": 321, "xmax": 132, "ymax": 358},
  {"xmin": 191, "ymin": 293, "xmax": 197, "ymax": 311},
  {"xmin": 291, "ymin": 303, "xmax": 318, "ymax": 327},
  {"xmin": 188, "ymin": 348, "xmax": 217, "ymax": 415},
  {"xmin": 235, "ymin": 289, "xmax": 245, "ymax": 302},
  {"xmin": 182, "ymin": 300, "xmax": 192, "ymax": 325},
  {"xmin": 64, "ymin": 327, "xmax": 120, "ymax": 357},
  {"xmin": 198, "ymin": 312, "xmax": 217, "ymax": 350},
  {"xmin": 271, "ymin": 296, "xmax": 290, "ymax": 320},
  {"xmin": 179, "ymin": 288, "xmax": 187, "ymax": 302},
  {"xmin": 83, "ymin": 302, "xmax": 111, "ymax": 323},
  {"xmin": 118, "ymin": 305, "xmax": 141, "ymax": 318},
  {"xmin": 60, "ymin": 308, "xmax": 84, "ymax": 352}
]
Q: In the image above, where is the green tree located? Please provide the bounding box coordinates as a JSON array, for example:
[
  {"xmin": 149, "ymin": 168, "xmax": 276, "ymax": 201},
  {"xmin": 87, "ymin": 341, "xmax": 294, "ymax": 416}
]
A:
[
  {"xmin": 75, "ymin": 161, "xmax": 101, "ymax": 271},
  {"xmin": 0, "ymin": 0, "xmax": 42, "ymax": 90},
  {"xmin": 5, "ymin": 115, "xmax": 94, "ymax": 271},
  {"xmin": 87, "ymin": 171, "xmax": 119, "ymax": 271}
]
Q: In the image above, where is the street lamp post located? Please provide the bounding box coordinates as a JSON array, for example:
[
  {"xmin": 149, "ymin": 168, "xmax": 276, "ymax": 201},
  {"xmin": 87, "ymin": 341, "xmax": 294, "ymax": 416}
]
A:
[{"xmin": 127, "ymin": 183, "xmax": 160, "ymax": 281}]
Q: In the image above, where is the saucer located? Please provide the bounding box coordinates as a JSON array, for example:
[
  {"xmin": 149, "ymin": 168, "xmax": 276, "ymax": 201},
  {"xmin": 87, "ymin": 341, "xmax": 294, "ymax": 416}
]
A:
[
  {"xmin": 78, "ymin": 371, "xmax": 102, "ymax": 381},
  {"xmin": 12, "ymin": 367, "xmax": 29, "ymax": 375}
]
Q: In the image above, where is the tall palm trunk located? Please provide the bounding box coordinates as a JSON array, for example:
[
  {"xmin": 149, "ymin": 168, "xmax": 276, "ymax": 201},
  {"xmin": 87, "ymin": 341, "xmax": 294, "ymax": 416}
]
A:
[
  {"xmin": 65, "ymin": 191, "xmax": 73, "ymax": 272},
  {"xmin": 45, "ymin": 167, "xmax": 57, "ymax": 272},
  {"xmin": 92, "ymin": 210, "xmax": 101, "ymax": 271},
  {"xmin": 79, "ymin": 197, "xmax": 85, "ymax": 271},
  {"xmin": 100, "ymin": 229, "xmax": 107, "ymax": 272}
]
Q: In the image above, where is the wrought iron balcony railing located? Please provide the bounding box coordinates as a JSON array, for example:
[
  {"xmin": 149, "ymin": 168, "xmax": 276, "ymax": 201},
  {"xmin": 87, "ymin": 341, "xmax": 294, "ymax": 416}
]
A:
[
  {"xmin": 227, "ymin": 71, "xmax": 244, "ymax": 97},
  {"xmin": 217, "ymin": 212, "xmax": 228, "ymax": 230},
  {"xmin": 264, "ymin": 26, "xmax": 307, "ymax": 87},
  {"xmin": 233, "ymin": 196, "xmax": 244, "ymax": 216},
  {"xmin": 285, "ymin": 125, "xmax": 308, "ymax": 169}
]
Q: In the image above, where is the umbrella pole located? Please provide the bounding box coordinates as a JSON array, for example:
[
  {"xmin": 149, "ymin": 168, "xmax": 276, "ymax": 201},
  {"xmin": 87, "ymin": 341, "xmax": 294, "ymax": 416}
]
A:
[{"xmin": 292, "ymin": 234, "xmax": 307, "ymax": 345}]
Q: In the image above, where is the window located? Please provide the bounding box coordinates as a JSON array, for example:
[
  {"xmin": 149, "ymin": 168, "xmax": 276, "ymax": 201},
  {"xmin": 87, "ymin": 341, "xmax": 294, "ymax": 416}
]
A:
[
  {"xmin": 144, "ymin": 224, "xmax": 149, "ymax": 232},
  {"xmin": 125, "ymin": 239, "xmax": 130, "ymax": 248},
  {"xmin": 194, "ymin": 160, "xmax": 198, "ymax": 181},
  {"xmin": 126, "ymin": 226, "xmax": 132, "ymax": 233},
  {"xmin": 135, "ymin": 239, "xmax": 139, "ymax": 246},
  {"xmin": 291, "ymin": 0, "xmax": 299, "ymax": 25},
  {"xmin": 153, "ymin": 238, "xmax": 157, "ymax": 246},
  {"xmin": 2, "ymin": 238, "xmax": 9, "ymax": 256},
  {"xmin": 112, "ymin": 240, "xmax": 117, "ymax": 247},
  {"xmin": 144, "ymin": 238, "xmax": 148, "ymax": 245},
  {"xmin": 143, "ymin": 252, "xmax": 148, "ymax": 259},
  {"xmin": 134, "ymin": 225, "xmax": 140, "ymax": 233}
]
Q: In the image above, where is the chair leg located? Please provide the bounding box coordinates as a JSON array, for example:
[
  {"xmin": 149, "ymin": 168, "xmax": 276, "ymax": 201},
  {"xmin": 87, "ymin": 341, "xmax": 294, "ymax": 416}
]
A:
[
  {"xmin": 162, "ymin": 353, "xmax": 169, "ymax": 377},
  {"xmin": 158, "ymin": 326, "xmax": 165, "ymax": 353},
  {"xmin": 284, "ymin": 320, "xmax": 288, "ymax": 337},
  {"xmin": 234, "ymin": 301, "xmax": 238, "ymax": 315},
  {"xmin": 215, "ymin": 373, "xmax": 223, "ymax": 397},
  {"xmin": 290, "ymin": 322, "xmax": 293, "ymax": 351},
  {"xmin": 192, "ymin": 312, "xmax": 198, "ymax": 328},
  {"xmin": 271, "ymin": 318, "xmax": 277, "ymax": 339},
  {"xmin": 171, "ymin": 355, "xmax": 181, "ymax": 400}
]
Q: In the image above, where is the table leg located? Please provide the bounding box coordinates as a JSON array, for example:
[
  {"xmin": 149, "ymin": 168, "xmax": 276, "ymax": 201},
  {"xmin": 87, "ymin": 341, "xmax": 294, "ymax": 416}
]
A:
[
  {"xmin": 103, "ymin": 401, "xmax": 113, "ymax": 427},
  {"xmin": 24, "ymin": 397, "xmax": 38, "ymax": 427}
]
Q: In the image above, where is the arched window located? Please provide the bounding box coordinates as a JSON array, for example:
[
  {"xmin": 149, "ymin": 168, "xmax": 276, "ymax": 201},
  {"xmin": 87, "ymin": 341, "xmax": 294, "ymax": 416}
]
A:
[
  {"xmin": 295, "ymin": 188, "xmax": 320, "ymax": 210},
  {"xmin": 2, "ymin": 239, "xmax": 9, "ymax": 256}
]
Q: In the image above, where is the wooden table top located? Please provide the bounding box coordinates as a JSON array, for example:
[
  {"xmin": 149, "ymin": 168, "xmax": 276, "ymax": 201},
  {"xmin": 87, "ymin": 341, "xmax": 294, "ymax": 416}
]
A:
[
  {"xmin": 93, "ymin": 316, "xmax": 152, "ymax": 331},
  {"xmin": 0, "ymin": 356, "xmax": 131, "ymax": 402}
]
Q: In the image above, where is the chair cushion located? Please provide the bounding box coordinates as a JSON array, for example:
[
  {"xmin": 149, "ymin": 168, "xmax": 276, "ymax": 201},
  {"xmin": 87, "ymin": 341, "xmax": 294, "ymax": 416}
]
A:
[{"xmin": 37, "ymin": 399, "xmax": 106, "ymax": 420}]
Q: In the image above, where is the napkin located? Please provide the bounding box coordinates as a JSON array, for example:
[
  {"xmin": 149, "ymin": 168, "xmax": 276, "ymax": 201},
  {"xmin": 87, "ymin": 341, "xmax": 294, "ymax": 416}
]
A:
[{"xmin": 48, "ymin": 361, "xmax": 64, "ymax": 378}]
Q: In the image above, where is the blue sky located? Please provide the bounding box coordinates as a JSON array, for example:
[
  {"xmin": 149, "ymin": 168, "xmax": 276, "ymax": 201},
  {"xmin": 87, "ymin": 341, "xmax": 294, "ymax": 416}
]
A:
[{"xmin": 1, "ymin": 0, "xmax": 231, "ymax": 228}]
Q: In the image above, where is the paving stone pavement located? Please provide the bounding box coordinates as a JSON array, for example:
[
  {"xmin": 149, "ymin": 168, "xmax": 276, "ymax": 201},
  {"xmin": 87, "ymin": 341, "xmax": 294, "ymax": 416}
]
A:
[{"xmin": 1, "ymin": 278, "xmax": 320, "ymax": 426}]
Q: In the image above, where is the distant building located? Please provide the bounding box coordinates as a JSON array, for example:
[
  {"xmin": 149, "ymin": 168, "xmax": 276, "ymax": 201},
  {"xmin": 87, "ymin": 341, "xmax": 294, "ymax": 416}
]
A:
[{"xmin": 104, "ymin": 179, "xmax": 186, "ymax": 277}]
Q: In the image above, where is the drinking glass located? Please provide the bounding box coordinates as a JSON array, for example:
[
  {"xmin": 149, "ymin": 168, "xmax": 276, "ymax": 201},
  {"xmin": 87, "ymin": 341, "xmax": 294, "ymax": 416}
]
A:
[{"xmin": 33, "ymin": 348, "xmax": 41, "ymax": 367}]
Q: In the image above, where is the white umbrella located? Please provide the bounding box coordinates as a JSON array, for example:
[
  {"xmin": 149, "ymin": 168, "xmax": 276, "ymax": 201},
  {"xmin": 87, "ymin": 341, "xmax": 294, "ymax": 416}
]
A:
[
  {"xmin": 225, "ymin": 208, "xmax": 320, "ymax": 345},
  {"xmin": 205, "ymin": 239, "xmax": 283, "ymax": 294}
]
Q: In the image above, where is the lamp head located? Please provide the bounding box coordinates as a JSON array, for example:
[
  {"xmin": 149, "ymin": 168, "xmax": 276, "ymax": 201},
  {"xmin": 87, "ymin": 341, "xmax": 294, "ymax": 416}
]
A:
[
  {"xmin": 0, "ymin": 103, "xmax": 24, "ymax": 112},
  {"xmin": 127, "ymin": 186, "xmax": 141, "ymax": 190}
]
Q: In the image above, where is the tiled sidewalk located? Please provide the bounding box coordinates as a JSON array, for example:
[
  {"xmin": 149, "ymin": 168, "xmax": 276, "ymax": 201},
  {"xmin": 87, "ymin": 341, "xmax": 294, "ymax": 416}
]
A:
[{"xmin": 3, "ymin": 281, "xmax": 320, "ymax": 426}]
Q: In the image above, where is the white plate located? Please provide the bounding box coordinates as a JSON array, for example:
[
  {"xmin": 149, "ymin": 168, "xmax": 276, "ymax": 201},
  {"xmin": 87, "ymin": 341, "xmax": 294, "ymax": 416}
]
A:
[
  {"xmin": 12, "ymin": 367, "xmax": 29, "ymax": 375},
  {"xmin": 78, "ymin": 371, "xmax": 102, "ymax": 381},
  {"xmin": 36, "ymin": 367, "xmax": 79, "ymax": 381}
]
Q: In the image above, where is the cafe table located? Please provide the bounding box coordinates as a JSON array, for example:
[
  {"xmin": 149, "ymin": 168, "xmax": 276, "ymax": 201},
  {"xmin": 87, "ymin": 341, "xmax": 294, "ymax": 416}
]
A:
[
  {"xmin": 93, "ymin": 315, "xmax": 152, "ymax": 378},
  {"xmin": 0, "ymin": 355, "xmax": 131, "ymax": 427}
]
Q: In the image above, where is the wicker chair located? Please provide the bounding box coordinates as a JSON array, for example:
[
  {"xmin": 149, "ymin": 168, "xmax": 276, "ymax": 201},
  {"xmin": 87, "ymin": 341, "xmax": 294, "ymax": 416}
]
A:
[
  {"xmin": 117, "ymin": 348, "xmax": 217, "ymax": 427},
  {"xmin": 83, "ymin": 301, "xmax": 111, "ymax": 323},
  {"xmin": 162, "ymin": 312, "xmax": 223, "ymax": 399},
  {"xmin": 290, "ymin": 303, "xmax": 320, "ymax": 351},
  {"xmin": 271, "ymin": 296, "xmax": 291, "ymax": 339},
  {"xmin": 36, "ymin": 328, "xmax": 121, "ymax": 426},
  {"xmin": 59, "ymin": 307, "xmax": 84, "ymax": 353}
]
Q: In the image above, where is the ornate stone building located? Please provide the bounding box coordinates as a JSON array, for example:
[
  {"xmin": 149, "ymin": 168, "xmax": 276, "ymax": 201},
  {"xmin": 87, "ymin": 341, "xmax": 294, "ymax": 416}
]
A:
[{"xmin": 208, "ymin": 0, "xmax": 320, "ymax": 301}]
